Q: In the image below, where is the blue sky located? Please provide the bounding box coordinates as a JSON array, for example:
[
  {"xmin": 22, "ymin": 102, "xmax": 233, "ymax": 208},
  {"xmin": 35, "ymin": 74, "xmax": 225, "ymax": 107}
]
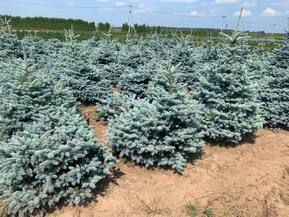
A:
[{"xmin": 0, "ymin": 0, "xmax": 288, "ymax": 32}]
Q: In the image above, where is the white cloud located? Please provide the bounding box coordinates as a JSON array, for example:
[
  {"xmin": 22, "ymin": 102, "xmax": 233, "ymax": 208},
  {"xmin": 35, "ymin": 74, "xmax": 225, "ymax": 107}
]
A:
[
  {"xmin": 261, "ymin": 8, "xmax": 281, "ymax": 17},
  {"xmin": 268, "ymin": 1, "xmax": 289, "ymax": 7},
  {"xmin": 189, "ymin": 10, "xmax": 201, "ymax": 16},
  {"xmin": 242, "ymin": 0, "xmax": 257, "ymax": 7},
  {"xmin": 134, "ymin": 3, "xmax": 157, "ymax": 14},
  {"xmin": 200, "ymin": 1, "xmax": 208, "ymax": 6},
  {"xmin": 234, "ymin": 9, "xmax": 252, "ymax": 17},
  {"xmin": 161, "ymin": 0, "xmax": 199, "ymax": 3},
  {"xmin": 215, "ymin": 0, "xmax": 239, "ymax": 4},
  {"xmin": 115, "ymin": 1, "xmax": 127, "ymax": 6},
  {"xmin": 66, "ymin": 1, "xmax": 76, "ymax": 6}
]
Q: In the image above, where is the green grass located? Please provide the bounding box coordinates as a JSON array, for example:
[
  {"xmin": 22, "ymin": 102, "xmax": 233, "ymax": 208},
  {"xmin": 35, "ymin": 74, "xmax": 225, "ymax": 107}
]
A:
[
  {"xmin": 14, "ymin": 29, "xmax": 283, "ymax": 50},
  {"xmin": 203, "ymin": 208, "xmax": 214, "ymax": 217},
  {"xmin": 185, "ymin": 202, "xmax": 215, "ymax": 217},
  {"xmin": 185, "ymin": 203, "xmax": 199, "ymax": 217},
  {"xmin": 139, "ymin": 199, "xmax": 171, "ymax": 216}
]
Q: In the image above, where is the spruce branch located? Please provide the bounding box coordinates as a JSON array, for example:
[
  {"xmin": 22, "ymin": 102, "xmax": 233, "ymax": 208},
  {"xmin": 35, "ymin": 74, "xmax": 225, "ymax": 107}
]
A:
[
  {"xmin": 64, "ymin": 26, "xmax": 80, "ymax": 44},
  {"xmin": 21, "ymin": 42, "xmax": 29, "ymax": 81},
  {"xmin": 219, "ymin": 31, "xmax": 250, "ymax": 46},
  {"xmin": 0, "ymin": 17, "xmax": 12, "ymax": 34}
]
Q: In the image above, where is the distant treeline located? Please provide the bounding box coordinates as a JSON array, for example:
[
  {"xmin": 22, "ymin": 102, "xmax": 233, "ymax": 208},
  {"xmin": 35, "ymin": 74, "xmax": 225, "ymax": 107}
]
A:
[
  {"xmin": 97, "ymin": 22, "xmax": 111, "ymax": 32},
  {"xmin": 1, "ymin": 15, "xmax": 96, "ymax": 31},
  {"xmin": 96, "ymin": 21, "xmax": 235, "ymax": 38},
  {"xmin": 121, "ymin": 23, "xmax": 160, "ymax": 33},
  {"xmin": 1, "ymin": 14, "xmax": 284, "ymax": 44}
]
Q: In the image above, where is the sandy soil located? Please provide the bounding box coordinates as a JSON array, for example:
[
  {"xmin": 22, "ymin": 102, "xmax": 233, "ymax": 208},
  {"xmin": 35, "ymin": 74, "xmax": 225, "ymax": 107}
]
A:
[
  {"xmin": 48, "ymin": 106, "xmax": 289, "ymax": 217},
  {"xmin": 80, "ymin": 105, "xmax": 108, "ymax": 145}
]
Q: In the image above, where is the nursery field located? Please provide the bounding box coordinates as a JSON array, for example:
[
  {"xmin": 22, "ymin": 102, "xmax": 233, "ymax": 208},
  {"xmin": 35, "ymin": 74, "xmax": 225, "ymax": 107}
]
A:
[
  {"xmin": 50, "ymin": 105, "xmax": 289, "ymax": 217},
  {"xmin": 13, "ymin": 29, "xmax": 283, "ymax": 50},
  {"xmin": 0, "ymin": 16, "xmax": 288, "ymax": 217}
]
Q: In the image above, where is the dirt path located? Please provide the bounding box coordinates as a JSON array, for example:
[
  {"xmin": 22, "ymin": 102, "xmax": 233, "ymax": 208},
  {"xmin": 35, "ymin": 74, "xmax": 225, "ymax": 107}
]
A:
[{"xmin": 48, "ymin": 106, "xmax": 289, "ymax": 217}]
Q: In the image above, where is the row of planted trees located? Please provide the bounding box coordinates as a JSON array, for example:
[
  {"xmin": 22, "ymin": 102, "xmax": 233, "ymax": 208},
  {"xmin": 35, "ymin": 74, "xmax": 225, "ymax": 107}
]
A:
[
  {"xmin": 0, "ymin": 17, "xmax": 288, "ymax": 216},
  {"xmin": 1, "ymin": 15, "xmax": 95, "ymax": 32}
]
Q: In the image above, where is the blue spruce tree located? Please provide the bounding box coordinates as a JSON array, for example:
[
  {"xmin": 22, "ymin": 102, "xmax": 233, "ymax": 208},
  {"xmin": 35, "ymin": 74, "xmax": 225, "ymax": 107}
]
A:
[
  {"xmin": 117, "ymin": 59, "xmax": 165, "ymax": 98},
  {"xmin": 21, "ymin": 36, "xmax": 51, "ymax": 69},
  {"xmin": 107, "ymin": 65, "xmax": 204, "ymax": 172},
  {"xmin": 0, "ymin": 106, "xmax": 115, "ymax": 217},
  {"xmin": 169, "ymin": 38, "xmax": 202, "ymax": 90},
  {"xmin": 0, "ymin": 56, "xmax": 75, "ymax": 142},
  {"xmin": 261, "ymin": 67, "xmax": 289, "ymax": 128},
  {"xmin": 0, "ymin": 17, "xmax": 22, "ymax": 62},
  {"xmin": 259, "ymin": 34, "xmax": 289, "ymax": 128},
  {"xmin": 97, "ymin": 91, "xmax": 135, "ymax": 121},
  {"xmin": 270, "ymin": 35, "xmax": 289, "ymax": 69},
  {"xmin": 51, "ymin": 29, "xmax": 112, "ymax": 103},
  {"xmin": 195, "ymin": 32, "xmax": 262, "ymax": 144}
]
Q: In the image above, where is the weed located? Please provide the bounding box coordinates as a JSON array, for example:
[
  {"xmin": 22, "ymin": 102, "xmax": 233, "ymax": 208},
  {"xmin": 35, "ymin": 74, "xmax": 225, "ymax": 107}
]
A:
[
  {"xmin": 203, "ymin": 208, "xmax": 214, "ymax": 217},
  {"xmin": 139, "ymin": 199, "xmax": 171, "ymax": 216},
  {"xmin": 185, "ymin": 202, "xmax": 199, "ymax": 217}
]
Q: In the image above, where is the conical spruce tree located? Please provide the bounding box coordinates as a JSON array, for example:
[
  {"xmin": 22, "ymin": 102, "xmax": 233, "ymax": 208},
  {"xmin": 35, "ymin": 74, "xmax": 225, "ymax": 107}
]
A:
[
  {"xmin": 246, "ymin": 50, "xmax": 271, "ymax": 106},
  {"xmin": 117, "ymin": 59, "xmax": 166, "ymax": 98},
  {"xmin": 259, "ymin": 36, "xmax": 289, "ymax": 128},
  {"xmin": 0, "ymin": 106, "xmax": 116, "ymax": 217},
  {"xmin": 88, "ymin": 38, "xmax": 120, "ymax": 66},
  {"xmin": 46, "ymin": 38, "xmax": 64, "ymax": 53},
  {"xmin": 118, "ymin": 39, "xmax": 154, "ymax": 69},
  {"xmin": 107, "ymin": 65, "xmax": 204, "ymax": 172},
  {"xmin": 51, "ymin": 29, "xmax": 113, "ymax": 103},
  {"xmin": 21, "ymin": 36, "xmax": 51, "ymax": 69},
  {"xmin": 270, "ymin": 37, "xmax": 289, "ymax": 69},
  {"xmin": 87, "ymin": 38, "xmax": 126, "ymax": 89},
  {"xmin": 170, "ymin": 39, "xmax": 202, "ymax": 90},
  {"xmin": 0, "ymin": 58, "xmax": 75, "ymax": 142},
  {"xmin": 141, "ymin": 34, "xmax": 167, "ymax": 58},
  {"xmin": 195, "ymin": 32, "xmax": 262, "ymax": 144},
  {"xmin": 0, "ymin": 17, "xmax": 22, "ymax": 62},
  {"xmin": 261, "ymin": 67, "xmax": 289, "ymax": 128},
  {"xmin": 201, "ymin": 40, "xmax": 220, "ymax": 63}
]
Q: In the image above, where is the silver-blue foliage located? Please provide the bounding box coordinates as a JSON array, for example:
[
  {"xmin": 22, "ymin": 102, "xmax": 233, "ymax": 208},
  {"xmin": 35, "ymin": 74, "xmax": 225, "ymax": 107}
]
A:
[
  {"xmin": 0, "ymin": 59, "xmax": 75, "ymax": 142},
  {"xmin": 107, "ymin": 67, "xmax": 204, "ymax": 172},
  {"xmin": 261, "ymin": 67, "xmax": 289, "ymax": 128},
  {"xmin": 195, "ymin": 38, "xmax": 263, "ymax": 144},
  {"xmin": 0, "ymin": 18, "xmax": 22, "ymax": 62},
  {"xmin": 0, "ymin": 106, "xmax": 116, "ymax": 217}
]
